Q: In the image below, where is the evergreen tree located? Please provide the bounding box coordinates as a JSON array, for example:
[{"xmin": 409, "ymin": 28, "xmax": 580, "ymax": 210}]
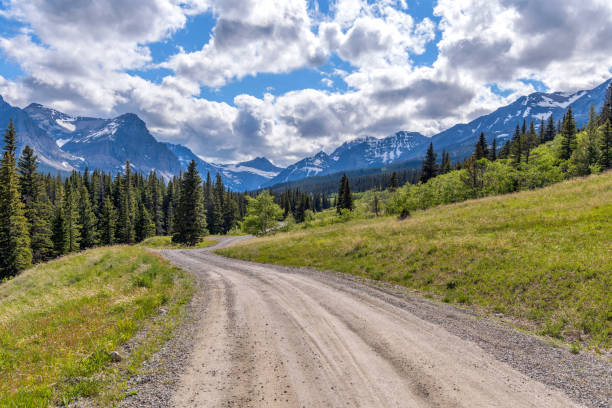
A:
[
  {"xmin": 135, "ymin": 200, "xmax": 155, "ymax": 242},
  {"xmin": 539, "ymin": 117, "xmax": 545, "ymax": 144},
  {"xmin": 510, "ymin": 125, "xmax": 522, "ymax": 164},
  {"xmin": 336, "ymin": 174, "xmax": 346, "ymax": 213},
  {"xmin": 474, "ymin": 132, "xmax": 489, "ymax": 160},
  {"xmin": 559, "ymin": 106, "xmax": 577, "ymax": 160},
  {"xmin": 0, "ymin": 119, "xmax": 32, "ymax": 277},
  {"xmin": 600, "ymin": 82, "xmax": 612, "ymax": 125},
  {"xmin": 51, "ymin": 198, "xmax": 68, "ymax": 256},
  {"xmin": 599, "ymin": 120, "xmax": 612, "ymax": 170},
  {"xmin": 489, "ymin": 138, "xmax": 497, "ymax": 161},
  {"xmin": 17, "ymin": 145, "xmax": 53, "ymax": 263},
  {"xmin": 420, "ymin": 142, "xmax": 438, "ymax": 183},
  {"xmin": 441, "ymin": 151, "xmax": 451, "ymax": 173},
  {"xmin": 222, "ymin": 190, "xmax": 238, "ymax": 233},
  {"xmin": 341, "ymin": 175, "xmax": 353, "ymax": 211},
  {"xmin": 99, "ymin": 196, "xmax": 116, "ymax": 245},
  {"xmin": 172, "ymin": 160, "xmax": 207, "ymax": 245},
  {"xmin": 63, "ymin": 183, "xmax": 80, "ymax": 253},
  {"xmin": 544, "ymin": 115, "xmax": 556, "ymax": 142},
  {"xmin": 389, "ymin": 171, "xmax": 399, "ymax": 190},
  {"xmin": 78, "ymin": 184, "xmax": 97, "ymax": 248},
  {"xmin": 116, "ymin": 161, "xmax": 135, "ymax": 243}
]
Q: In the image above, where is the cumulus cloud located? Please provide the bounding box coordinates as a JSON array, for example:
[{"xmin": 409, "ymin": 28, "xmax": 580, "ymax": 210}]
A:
[{"xmin": 0, "ymin": 0, "xmax": 611, "ymax": 166}]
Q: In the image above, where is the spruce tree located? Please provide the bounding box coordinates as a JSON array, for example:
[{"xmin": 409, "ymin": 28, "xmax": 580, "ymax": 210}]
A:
[
  {"xmin": 135, "ymin": 200, "xmax": 155, "ymax": 242},
  {"xmin": 222, "ymin": 190, "xmax": 238, "ymax": 233},
  {"xmin": 336, "ymin": 174, "xmax": 346, "ymax": 213},
  {"xmin": 510, "ymin": 125, "xmax": 522, "ymax": 164},
  {"xmin": 420, "ymin": 142, "xmax": 438, "ymax": 183},
  {"xmin": 116, "ymin": 162, "xmax": 135, "ymax": 243},
  {"xmin": 545, "ymin": 115, "xmax": 556, "ymax": 142},
  {"xmin": 441, "ymin": 151, "xmax": 451, "ymax": 173},
  {"xmin": 489, "ymin": 138, "xmax": 497, "ymax": 161},
  {"xmin": 341, "ymin": 175, "xmax": 353, "ymax": 211},
  {"xmin": 99, "ymin": 196, "xmax": 116, "ymax": 245},
  {"xmin": 17, "ymin": 145, "xmax": 53, "ymax": 263},
  {"xmin": 172, "ymin": 160, "xmax": 207, "ymax": 245},
  {"xmin": 599, "ymin": 120, "xmax": 612, "ymax": 170},
  {"xmin": 0, "ymin": 119, "xmax": 32, "ymax": 277},
  {"xmin": 560, "ymin": 106, "xmax": 577, "ymax": 160},
  {"xmin": 600, "ymin": 82, "xmax": 612, "ymax": 125},
  {"xmin": 474, "ymin": 132, "xmax": 488, "ymax": 160},
  {"xmin": 539, "ymin": 117, "xmax": 545, "ymax": 144},
  {"xmin": 78, "ymin": 184, "xmax": 97, "ymax": 248},
  {"xmin": 389, "ymin": 171, "xmax": 399, "ymax": 190},
  {"xmin": 63, "ymin": 183, "xmax": 81, "ymax": 253}
]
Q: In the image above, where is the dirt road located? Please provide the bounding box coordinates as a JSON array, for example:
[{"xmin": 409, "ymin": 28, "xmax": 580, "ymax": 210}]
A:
[{"xmin": 154, "ymin": 237, "xmax": 594, "ymax": 408}]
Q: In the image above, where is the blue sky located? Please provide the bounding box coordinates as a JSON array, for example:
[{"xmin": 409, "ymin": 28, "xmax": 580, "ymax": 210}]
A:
[{"xmin": 1, "ymin": 0, "xmax": 611, "ymax": 164}]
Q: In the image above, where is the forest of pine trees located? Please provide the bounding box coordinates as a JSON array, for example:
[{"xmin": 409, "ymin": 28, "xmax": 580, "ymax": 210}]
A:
[{"xmin": 0, "ymin": 120, "xmax": 250, "ymax": 278}]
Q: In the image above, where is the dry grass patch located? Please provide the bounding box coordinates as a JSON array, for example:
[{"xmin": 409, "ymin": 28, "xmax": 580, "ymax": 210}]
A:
[{"xmin": 138, "ymin": 235, "xmax": 215, "ymax": 249}]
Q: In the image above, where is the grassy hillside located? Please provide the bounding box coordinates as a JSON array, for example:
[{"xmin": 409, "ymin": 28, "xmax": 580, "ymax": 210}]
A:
[
  {"xmin": 0, "ymin": 246, "xmax": 194, "ymax": 406},
  {"xmin": 220, "ymin": 172, "xmax": 612, "ymax": 349}
]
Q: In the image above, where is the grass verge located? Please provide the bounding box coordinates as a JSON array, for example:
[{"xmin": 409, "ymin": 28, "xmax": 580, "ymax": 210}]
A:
[
  {"xmin": 219, "ymin": 172, "xmax": 612, "ymax": 349},
  {"xmin": 0, "ymin": 246, "xmax": 194, "ymax": 406},
  {"xmin": 139, "ymin": 235, "xmax": 215, "ymax": 249}
]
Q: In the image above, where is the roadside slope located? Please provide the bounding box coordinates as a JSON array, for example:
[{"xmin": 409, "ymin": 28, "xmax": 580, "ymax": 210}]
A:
[
  {"xmin": 220, "ymin": 172, "xmax": 612, "ymax": 348},
  {"xmin": 0, "ymin": 246, "xmax": 193, "ymax": 406}
]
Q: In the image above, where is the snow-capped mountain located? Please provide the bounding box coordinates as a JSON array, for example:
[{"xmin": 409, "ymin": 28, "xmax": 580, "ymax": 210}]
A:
[
  {"xmin": 268, "ymin": 131, "xmax": 428, "ymax": 185},
  {"xmin": 25, "ymin": 104, "xmax": 182, "ymax": 177},
  {"xmin": 164, "ymin": 142, "xmax": 282, "ymax": 191},
  {"xmin": 414, "ymin": 78, "xmax": 612, "ymax": 161},
  {"xmin": 0, "ymin": 96, "xmax": 83, "ymax": 173}
]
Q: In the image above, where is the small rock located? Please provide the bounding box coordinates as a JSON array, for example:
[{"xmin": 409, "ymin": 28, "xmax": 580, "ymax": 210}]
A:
[{"xmin": 110, "ymin": 351, "xmax": 123, "ymax": 362}]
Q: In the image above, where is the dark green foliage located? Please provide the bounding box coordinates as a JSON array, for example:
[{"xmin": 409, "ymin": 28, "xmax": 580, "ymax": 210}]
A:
[
  {"xmin": 78, "ymin": 184, "xmax": 97, "ymax": 249},
  {"xmin": 440, "ymin": 151, "xmax": 451, "ymax": 174},
  {"xmin": 135, "ymin": 201, "xmax": 155, "ymax": 242},
  {"xmin": 116, "ymin": 162, "xmax": 135, "ymax": 244},
  {"xmin": 99, "ymin": 196, "xmax": 116, "ymax": 245},
  {"xmin": 420, "ymin": 142, "xmax": 438, "ymax": 183},
  {"xmin": 0, "ymin": 119, "xmax": 32, "ymax": 277},
  {"xmin": 600, "ymin": 83, "xmax": 612, "ymax": 125},
  {"xmin": 559, "ymin": 106, "xmax": 577, "ymax": 160},
  {"xmin": 510, "ymin": 125, "xmax": 522, "ymax": 164},
  {"xmin": 489, "ymin": 138, "xmax": 497, "ymax": 161},
  {"xmin": 18, "ymin": 145, "xmax": 53, "ymax": 263},
  {"xmin": 388, "ymin": 171, "xmax": 399, "ymax": 190},
  {"xmin": 172, "ymin": 160, "xmax": 207, "ymax": 246},
  {"xmin": 544, "ymin": 114, "xmax": 556, "ymax": 143},
  {"xmin": 600, "ymin": 120, "xmax": 612, "ymax": 169},
  {"xmin": 336, "ymin": 173, "xmax": 353, "ymax": 212},
  {"xmin": 64, "ymin": 183, "xmax": 81, "ymax": 253},
  {"xmin": 474, "ymin": 132, "xmax": 489, "ymax": 160}
]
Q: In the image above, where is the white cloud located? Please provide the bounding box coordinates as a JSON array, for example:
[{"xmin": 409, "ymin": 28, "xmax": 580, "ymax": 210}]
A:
[{"xmin": 0, "ymin": 0, "xmax": 611, "ymax": 167}]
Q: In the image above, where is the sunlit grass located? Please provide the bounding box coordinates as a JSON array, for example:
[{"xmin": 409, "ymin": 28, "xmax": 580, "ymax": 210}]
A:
[
  {"xmin": 0, "ymin": 246, "xmax": 194, "ymax": 406},
  {"xmin": 220, "ymin": 172, "xmax": 612, "ymax": 348}
]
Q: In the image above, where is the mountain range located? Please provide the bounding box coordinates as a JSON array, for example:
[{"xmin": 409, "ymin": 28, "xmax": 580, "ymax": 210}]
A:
[{"xmin": 0, "ymin": 78, "xmax": 610, "ymax": 190}]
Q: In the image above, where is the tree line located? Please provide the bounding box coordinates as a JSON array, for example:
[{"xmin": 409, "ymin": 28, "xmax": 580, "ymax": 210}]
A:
[{"xmin": 0, "ymin": 119, "xmax": 249, "ymax": 279}]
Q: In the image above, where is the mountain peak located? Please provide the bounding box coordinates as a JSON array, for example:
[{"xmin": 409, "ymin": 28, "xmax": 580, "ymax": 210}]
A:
[{"xmin": 237, "ymin": 156, "xmax": 281, "ymax": 172}]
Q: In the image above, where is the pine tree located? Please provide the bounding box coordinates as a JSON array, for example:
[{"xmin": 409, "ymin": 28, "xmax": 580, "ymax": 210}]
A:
[
  {"xmin": 539, "ymin": 117, "xmax": 545, "ymax": 144},
  {"xmin": 336, "ymin": 174, "xmax": 346, "ymax": 213},
  {"xmin": 441, "ymin": 151, "xmax": 451, "ymax": 173},
  {"xmin": 172, "ymin": 160, "xmax": 207, "ymax": 245},
  {"xmin": 135, "ymin": 200, "xmax": 155, "ymax": 242},
  {"xmin": 17, "ymin": 145, "xmax": 53, "ymax": 263},
  {"xmin": 474, "ymin": 132, "xmax": 489, "ymax": 160},
  {"xmin": 389, "ymin": 171, "xmax": 399, "ymax": 190},
  {"xmin": 420, "ymin": 142, "xmax": 438, "ymax": 183},
  {"xmin": 116, "ymin": 162, "xmax": 135, "ymax": 243},
  {"xmin": 521, "ymin": 119, "xmax": 526, "ymax": 136},
  {"xmin": 544, "ymin": 115, "xmax": 556, "ymax": 142},
  {"xmin": 559, "ymin": 106, "xmax": 577, "ymax": 160},
  {"xmin": 51, "ymin": 200, "xmax": 68, "ymax": 256},
  {"xmin": 78, "ymin": 184, "xmax": 97, "ymax": 248},
  {"xmin": 510, "ymin": 125, "xmax": 522, "ymax": 164},
  {"xmin": 600, "ymin": 82, "xmax": 612, "ymax": 125},
  {"xmin": 63, "ymin": 183, "xmax": 80, "ymax": 253},
  {"xmin": 341, "ymin": 175, "xmax": 353, "ymax": 211},
  {"xmin": 489, "ymin": 138, "xmax": 497, "ymax": 161},
  {"xmin": 0, "ymin": 119, "xmax": 32, "ymax": 277},
  {"xmin": 99, "ymin": 196, "xmax": 116, "ymax": 245},
  {"xmin": 222, "ymin": 190, "xmax": 238, "ymax": 233},
  {"xmin": 599, "ymin": 120, "xmax": 612, "ymax": 170},
  {"xmin": 584, "ymin": 105, "xmax": 600, "ymax": 167}
]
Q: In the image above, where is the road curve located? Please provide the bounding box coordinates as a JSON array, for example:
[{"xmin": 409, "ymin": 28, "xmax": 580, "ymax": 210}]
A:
[{"xmin": 160, "ymin": 237, "xmax": 582, "ymax": 408}]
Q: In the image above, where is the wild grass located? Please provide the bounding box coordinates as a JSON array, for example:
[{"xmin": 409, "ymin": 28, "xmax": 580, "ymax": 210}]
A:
[
  {"xmin": 220, "ymin": 172, "xmax": 612, "ymax": 349},
  {"xmin": 0, "ymin": 246, "xmax": 194, "ymax": 406},
  {"xmin": 138, "ymin": 235, "xmax": 215, "ymax": 249}
]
